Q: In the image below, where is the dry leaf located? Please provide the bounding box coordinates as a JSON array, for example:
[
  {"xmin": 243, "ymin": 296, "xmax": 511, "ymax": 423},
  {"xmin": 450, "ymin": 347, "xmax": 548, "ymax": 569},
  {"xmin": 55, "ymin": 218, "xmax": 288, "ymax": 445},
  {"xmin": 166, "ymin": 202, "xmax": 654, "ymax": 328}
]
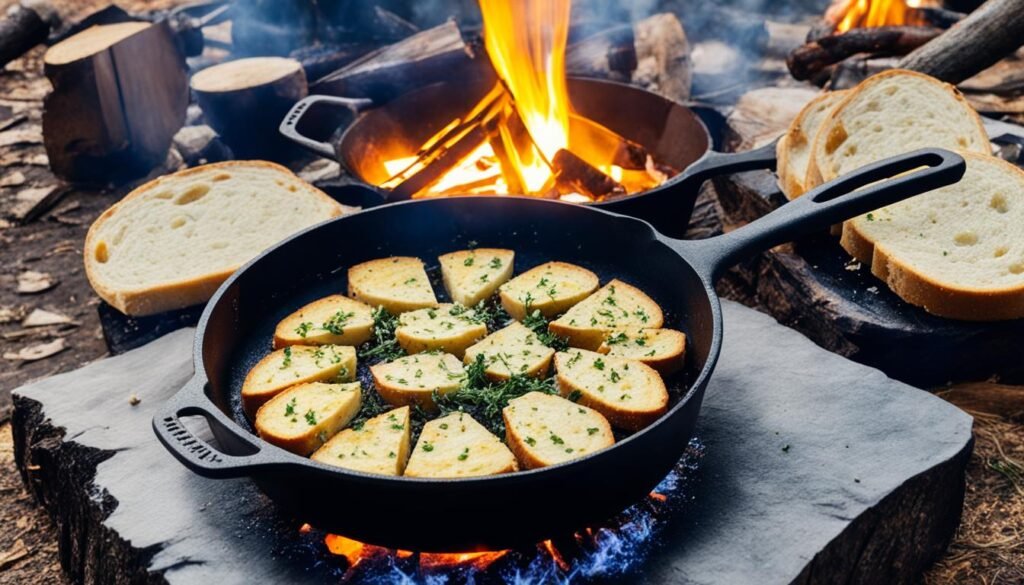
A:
[
  {"xmin": 16, "ymin": 270, "xmax": 56, "ymax": 294},
  {"xmin": 10, "ymin": 185, "xmax": 58, "ymax": 221},
  {"xmin": 0, "ymin": 539, "xmax": 30, "ymax": 570},
  {"xmin": 3, "ymin": 338, "xmax": 67, "ymax": 361},
  {"xmin": 0, "ymin": 307, "xmax": 19, "ymax": 323},
  {"xmin": 0, "ymin": 171, "xmax": 26, "ymax": 188},
  {"xmin": 0, "ymin": 127, "xmax": 42, "ymax": 147},
  {"xmin": 22, "ymin": 308, "xmax": 73, "ymax": 327}
]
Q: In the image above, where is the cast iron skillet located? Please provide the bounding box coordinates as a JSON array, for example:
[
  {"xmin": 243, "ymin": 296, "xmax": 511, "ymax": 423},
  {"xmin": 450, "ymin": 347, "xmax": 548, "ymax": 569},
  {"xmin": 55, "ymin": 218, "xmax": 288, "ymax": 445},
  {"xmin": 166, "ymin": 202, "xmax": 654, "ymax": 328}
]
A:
[
  {"xmin": 279, "ymin": 75, "xmax": 778, "ymax": 238},
  {"xmin": 154, "ymin": 148, "xmax": 964, "ymax": 552}
]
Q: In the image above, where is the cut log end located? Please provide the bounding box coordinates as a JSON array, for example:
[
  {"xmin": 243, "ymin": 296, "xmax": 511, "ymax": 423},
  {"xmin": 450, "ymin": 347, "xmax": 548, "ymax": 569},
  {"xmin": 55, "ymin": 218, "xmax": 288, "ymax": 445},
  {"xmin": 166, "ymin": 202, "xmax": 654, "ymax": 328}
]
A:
[
  {"xmin": 44, "ymin": 22, "xmax": 152, "ymax": 66},
  {"xmin": 191, "ymin": 57, "xmax": 305, "ymax": 93}
]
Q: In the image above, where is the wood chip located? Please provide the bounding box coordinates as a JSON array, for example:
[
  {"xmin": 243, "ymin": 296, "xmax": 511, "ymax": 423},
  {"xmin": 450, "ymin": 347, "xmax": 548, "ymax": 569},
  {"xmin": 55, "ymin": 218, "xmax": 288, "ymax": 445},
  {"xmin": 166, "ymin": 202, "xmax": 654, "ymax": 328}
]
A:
[
  {"xmin": 3, "ymin": 338, "xmax": 67, "ymax": 362},
  {"xmin": 0, "ymin": 307, "xmax": 20, "ymax": 323},
  {"xmin": 0, "ymin": 539, "xmax": 30, "ymax": 570},
  {"xmin": 0, "ymin": 171, "xmax": 26, "ymax": 187},
  {"xmin": 10, "ymin": 185, "xmax": 65, "ymax": 223},
  {"xmin": 22, "ymin": 308, "xmax": 74, "ymax": 327},
  {"xmin": 0, "ymin": 126, "xmax": 43, "ymax": 147},
  {"xmin": 16, "ymin": 270, "xmax": 57, "ymax": 294},
  {"xmin": 0, "ymin": 152, "xmax": 48, "ymax": 167},
  {"xmin": 129, "ymin": 394, "xmax": 141, "ymax": 406}
]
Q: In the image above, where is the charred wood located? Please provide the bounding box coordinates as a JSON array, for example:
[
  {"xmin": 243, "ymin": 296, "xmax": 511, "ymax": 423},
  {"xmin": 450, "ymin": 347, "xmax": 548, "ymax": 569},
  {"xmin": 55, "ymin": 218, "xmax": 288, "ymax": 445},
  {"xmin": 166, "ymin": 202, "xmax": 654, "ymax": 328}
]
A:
[
  {"xmin": 788, "ymin": 26, "xmax": 941, "ymax": 81},
  {"xmin": 553, "ymin": 149, "xmax": 624, "ymax": 199}
]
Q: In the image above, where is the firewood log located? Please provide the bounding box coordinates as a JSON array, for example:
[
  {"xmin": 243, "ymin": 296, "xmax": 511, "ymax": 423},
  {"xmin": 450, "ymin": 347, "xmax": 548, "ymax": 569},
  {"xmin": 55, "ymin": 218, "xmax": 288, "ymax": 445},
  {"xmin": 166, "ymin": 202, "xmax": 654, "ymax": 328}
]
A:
[
  {"xmin": 552, "ymin": 149, "xmax": 624, "ymax": 199},
  {"xmin": 42, "ymin": 21, "xmax": 188, "ymax": 183},
  {"xmin": 787, "ymin": 26, "xmax": 941, "ymax": 81},
  {"xmin": 191, "ymin": 57, "xmax": 308, "ymax": 160}
]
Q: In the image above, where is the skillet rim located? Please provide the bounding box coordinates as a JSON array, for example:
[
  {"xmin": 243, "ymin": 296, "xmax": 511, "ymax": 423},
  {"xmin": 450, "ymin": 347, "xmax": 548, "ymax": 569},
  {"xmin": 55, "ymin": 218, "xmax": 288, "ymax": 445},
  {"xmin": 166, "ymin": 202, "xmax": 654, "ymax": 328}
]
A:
[{"xmin": 187, "ymin": 195, "xmax": 724, "ymax": 485}]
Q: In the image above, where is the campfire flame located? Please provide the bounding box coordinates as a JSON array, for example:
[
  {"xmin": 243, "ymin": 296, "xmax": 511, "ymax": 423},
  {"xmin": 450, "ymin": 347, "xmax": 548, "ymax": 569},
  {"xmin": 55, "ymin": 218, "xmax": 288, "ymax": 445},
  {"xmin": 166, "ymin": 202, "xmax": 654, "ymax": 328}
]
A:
[
  {"xmin": 827, "ymin": 0, "xmax": 939, "ymax": 33},
  {"xmin": 375, "ymin": 0, "xmax": 671, "ymax": 201}
]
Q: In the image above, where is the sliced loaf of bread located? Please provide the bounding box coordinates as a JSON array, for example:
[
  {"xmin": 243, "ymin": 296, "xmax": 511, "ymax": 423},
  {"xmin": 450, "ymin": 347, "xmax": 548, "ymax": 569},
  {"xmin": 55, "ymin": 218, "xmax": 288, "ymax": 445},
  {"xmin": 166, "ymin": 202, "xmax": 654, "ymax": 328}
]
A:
[
  {"xmin": 84, "ymin": 161, "xmax": 343, "ymax": 316},
  {"xmin": 405, "ymin": 412, "xmax": 518, "ymax": 478},
  {"xmin": 776, "ymin": 90, "xmax": 849, "ymax": 199},
  {"xmin": 438, "ymin": 248, "xmax": 515, "ymax": 307},
  {"xmin": 502, "ymin": 391, "xmax": 614, "ymax": 469},
  {"xmin": 841, "ymin": 152, "xmax": 1024, "ymax": 320},
  {"xmin": 805, "ymin": 69, "xmax": 989, "ymax": 191}
]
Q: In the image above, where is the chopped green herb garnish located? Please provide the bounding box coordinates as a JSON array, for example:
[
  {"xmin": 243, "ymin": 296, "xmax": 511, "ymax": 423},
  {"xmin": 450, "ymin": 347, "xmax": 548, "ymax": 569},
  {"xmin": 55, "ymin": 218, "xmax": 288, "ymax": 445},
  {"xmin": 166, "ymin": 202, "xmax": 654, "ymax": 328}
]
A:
[
  {"xmin": 550, "ymin": 433, "xmax": 565, "ymax": 445},
  {"xmin": 284, "ymin": 397, "xmax": 297, "ymax": 417},
  {"xmin": 525, "ymin": 437, "xmax": 537, "ymax": 446},
  {"xmin": 489, "ymin": 257, "xmax": 502, "ymax": 269},
  {"xmin": 593, "ymin": 358, "xmax": 605, "ymax": 370},
  {"xmin": 587, "ymin": 427, "xmax": 599, "ymax": 435},
  {"xmin": 605, "ymin": 332, "xmax": 629, "ymax": 346},
  {"xmin": 294, "ymin": 322, "xmax": 313, "ymax": 338},
  {"xmin": 464, "ymin": 256, "xmax": 475, "ymax": 266},
  {"xmin": 304, "ymin": 409, "xmax": 317, "ymax": 426},
  {"xmin": 567, "ymin": 390, "xmax": 583, "ymax": 402},
  {"xmin": 322, "ymin": 310, "xmax": 356, "ymax": 335},
  {"xmin": 457, "ymin": 447, "xmax": 469, "ymax": 461},
  {"xmin": 422, "ymin": 442, "xmax": 435, "ymax": 452},
  {"xmin": 280, "ymin": 346, "xmax": 292, "ymax": 369}
]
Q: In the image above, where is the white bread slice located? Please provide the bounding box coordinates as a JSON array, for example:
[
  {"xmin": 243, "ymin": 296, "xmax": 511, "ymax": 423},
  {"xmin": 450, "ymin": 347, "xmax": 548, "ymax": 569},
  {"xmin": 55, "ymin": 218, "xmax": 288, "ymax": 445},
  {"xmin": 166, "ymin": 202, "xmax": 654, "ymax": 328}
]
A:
[
  {"xmin": 439, "ymin": 248, "xmax": 515, "ymax": 307},
  {"xmin": 598, "ymin": 328, "xmax": 686, "ymax": 375},
  {"xmin": 273, "ymin": 295, "xmax": 374, "ymax": 349},
  {"xmin": 841, "ymin": 152, "xmax": 1024, "ymax": 320},
  {"xmin": 805, "ymin": 70, "xmax": 989, "ymax": 191},
  {"xmin": 241, "ymin": 345, "xmax": 356, "ymax": 419},
  {"xmin": 370, "ymin": 352, "xmax": 465, "ymax": 410},
  {"xmin": 404, "ymin": 412, "xmax": 518, "ymax": 478},
  {"xmin": 502, "ymin": 391, "xmax": 614, "ymax": 469},
  {"xmin": 463, "ymin": 321, "xmax": 555, "ymax": 380},
  {"xmin": 499, "ymin": 261, "xmax": 599, "ymax": 320},
  {"xmin": 348, "ymin": 257, "xmax": 438, "ymax": 313},
  {"xmin": 776, "ymin": 90, "xmax": 849, "ymax": 199},
  {"xmin": 554, "ymin": 349, "xmax": 668, "ymax": 431},
  {"xmin": 311, "ymin": 407, "xmax": 411, "ymax": 476},
  {"xmin": 254, "ymin": 382, "xmax": 361, "ymax": 456},
  {"xmin": 395, "ymin": 304, "xmax": 487, "ymax": 358},
  {"xmin": 84, "ymin": 161, "xmax": 343, "ymax": 316},
  {"xmin": 548, "ymin": 279, "xmax": 664, "ymax": 350}
]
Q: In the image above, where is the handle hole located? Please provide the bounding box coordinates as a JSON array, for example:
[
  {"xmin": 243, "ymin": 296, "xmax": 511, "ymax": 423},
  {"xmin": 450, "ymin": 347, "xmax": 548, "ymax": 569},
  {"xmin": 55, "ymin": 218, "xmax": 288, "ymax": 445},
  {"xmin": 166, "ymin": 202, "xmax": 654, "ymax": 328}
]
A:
[{"xmin": 808, "ymin": 153, "xmax": 940, "ymax": 204}]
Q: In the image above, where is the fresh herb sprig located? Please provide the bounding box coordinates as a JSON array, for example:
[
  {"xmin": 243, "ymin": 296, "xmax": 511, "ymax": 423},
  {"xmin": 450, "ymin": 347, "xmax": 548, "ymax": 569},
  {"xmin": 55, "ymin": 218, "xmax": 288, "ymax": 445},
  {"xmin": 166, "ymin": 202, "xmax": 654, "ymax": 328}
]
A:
[
  {"xmin": 522, "ymin": 308, "xmax": 569, "ymax": 351},
  {"xmin": 358, "ymin": 306, "xmax": 404, "ymax": 363}
]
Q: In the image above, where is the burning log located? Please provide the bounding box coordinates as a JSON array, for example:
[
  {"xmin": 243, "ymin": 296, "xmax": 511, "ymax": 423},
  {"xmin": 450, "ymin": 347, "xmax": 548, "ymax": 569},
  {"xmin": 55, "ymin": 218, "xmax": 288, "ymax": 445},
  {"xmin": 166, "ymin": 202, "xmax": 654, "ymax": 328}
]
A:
[
  {"xmin": 899, "ymin": 0, "xmax": 1024, "ymax": 84},
  {"xmin": 788, "ymin": 26, "xmax": 941, "ymax": 81},
  {"xmin": 42, "ymin": 21, "xmax": 188, "ymax": 183},
  {"xmin": 312, "ymin": 20, "xmax": 479, "ymax": 102},
  {"xmin": 191, "ymin": 57, "xmax": 308, "ymax": 160},
  {"xmin": 552, "ymin": 149, "xmax": 625, "ymax": 200}
]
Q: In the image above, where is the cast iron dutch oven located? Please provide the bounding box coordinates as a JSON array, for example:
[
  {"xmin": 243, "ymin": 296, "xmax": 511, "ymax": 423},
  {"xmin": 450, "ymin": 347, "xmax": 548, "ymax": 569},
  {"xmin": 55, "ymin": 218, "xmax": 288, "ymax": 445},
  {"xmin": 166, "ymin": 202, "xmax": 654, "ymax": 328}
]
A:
[
  {"xmin": 154, "ymin": 148, "xmax": 964, "ymax": 552},
  {"xmin": 279, "ymin": 74, "xmax": 778, "ymax": 238}
]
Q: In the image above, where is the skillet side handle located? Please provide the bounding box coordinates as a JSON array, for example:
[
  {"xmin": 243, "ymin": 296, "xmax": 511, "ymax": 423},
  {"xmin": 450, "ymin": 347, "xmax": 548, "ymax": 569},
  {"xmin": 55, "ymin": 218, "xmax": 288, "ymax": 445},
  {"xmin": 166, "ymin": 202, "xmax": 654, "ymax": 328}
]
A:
[
  {"xmin": 681, "ymin": 139, "xmax": 779, "ymax": 184},
  {"xmin": 152, "ymin": 376, "xmax": 276, "ymax": 479},
  {"xmin": 279, "ymin": 95, "xmax": 373, "ymax": 159},
  {"xmin": 680, "ymin": 148, "xmax": 966, "ymax": 281}
]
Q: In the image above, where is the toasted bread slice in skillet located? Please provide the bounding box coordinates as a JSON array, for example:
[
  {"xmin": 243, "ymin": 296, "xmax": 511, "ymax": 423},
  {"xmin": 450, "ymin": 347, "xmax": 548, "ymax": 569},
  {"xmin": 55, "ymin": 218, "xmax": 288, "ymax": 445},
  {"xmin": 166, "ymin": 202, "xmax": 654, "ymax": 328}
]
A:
[
  {"xmin": 548, "ymin": 279, "xmax": 664, "ymax": 350},
  {"xmin": 502, "ymin": 391, "xmax": 614, "ymax": 469},
  {"xmin": 370, "ymin": 352, "xmax": 465, "ymax": 410},
  {"xmin": 273, "ymin": 295, "xmax": 374, "ymax": 349},
  {"xmin": 405, "ymin": 412, "xmax": 518, "ymax": 478},
  {"xmin": 395, "ymin": 303, "xmax": 487, "ymax": 358},
  {"xmin": 499, "ymin": 261, "xmax": 599, "ymax": 320},
  {"xmin": 554, "ymin": 349, "xmax": 668, "ymax": 431},
  {"xmin": 439, "ymin": 248, "xmax": 515, "ymax": 307},
  {"xmin": 254, "ymin": 382, "xmax": 361, "ymax": 455},
  {"xmin": 241, "ymin": 345, "xmax": 356, "ymax": 419},
  {"xmin": 311, "ymin": 407, "xmax": 411, "ymax": 476},
  {"xmin": 598, "ymin": 328, "xmax": 686, "ymax": 375},
  {"xmin": 348, "ymin": 257, "xmax": 437, "ymax": 313},
  {"xmin": 463, "ymin": 321, "xmax": 555, "ymax": 381}
]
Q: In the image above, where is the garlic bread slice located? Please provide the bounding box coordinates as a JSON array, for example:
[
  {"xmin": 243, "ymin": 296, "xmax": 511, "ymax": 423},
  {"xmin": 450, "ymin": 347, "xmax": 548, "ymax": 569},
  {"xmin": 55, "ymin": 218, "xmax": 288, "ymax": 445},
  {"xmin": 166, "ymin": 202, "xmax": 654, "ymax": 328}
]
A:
[
  {"xmin": 502, "ymin": 391, "xmax": 614, "ymax": 469},
  {"xmin": 241, "ymin": 345, "xmax": 356, "ymax": 419},
  {"xmin": 255, "ymin": 382, "xmax": 361, "ymax": 455},
  {"xmin": 554, "ymin": 349, "xmax": 668, "ymax": 431},
  {"xmin": 273, "ymin": 295, "xmax": 374, "ymax": 349},
  {"xmin": 370, "ymin": 352, "xmax": 465, "ymax": 410},
  {"xmin": 405, "ymin": 412, "xmax": 518, "ymax": 478},
  {"xmin": 311, "ymin": 407, "xmax": 411, "ymax": 476},
  {"xmin": 598, "ymin": 328, "xmax": 686, "ymax": 375},
  {"xmin": 348, "ymin": 257, "xmax": 437, "ymax": 313},
  {"xmin": 439, "ymin": 248, "xmax": 515, "ymax": 307},
  {"xmin": 396, "ymin": 303, "xmax": 487, "ymax": 358},
  {"xmin": 549, "ymin": 280, "xmax": 664, "ymax": 350},
  {"xmin": 463, "ymin": 321, "xmax": 555, "ymax": 380},
  {"xmin": 499, "ymin": 261, "xmax": 599, "ymax": 320}
]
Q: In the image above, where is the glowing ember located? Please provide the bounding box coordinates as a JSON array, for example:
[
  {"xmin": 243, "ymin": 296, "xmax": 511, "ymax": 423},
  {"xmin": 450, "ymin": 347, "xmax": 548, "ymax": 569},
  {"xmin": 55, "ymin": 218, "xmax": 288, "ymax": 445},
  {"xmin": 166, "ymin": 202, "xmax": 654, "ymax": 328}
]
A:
[
  {"xmin": 420, "ymin": 550, "xmax": 510, "ymax": 570},
  {"xmin": 373, "ymin": 0, "xmax": 672, "ymax": 201},
  {"xmin": 826, "ymin": 0, "xmax": 939, "ymax": 33}
]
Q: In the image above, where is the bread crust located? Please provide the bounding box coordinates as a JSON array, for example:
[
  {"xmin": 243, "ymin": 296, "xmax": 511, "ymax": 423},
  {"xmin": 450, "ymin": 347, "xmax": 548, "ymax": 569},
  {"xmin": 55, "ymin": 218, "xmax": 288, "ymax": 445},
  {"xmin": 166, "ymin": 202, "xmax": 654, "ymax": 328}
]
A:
[
  {"xmin": 841, "ymin": 152, "xmax": 1024, "ymax": 321},
  {"xmin": 84, "ymin": 160, "xmax": 343, "ymax": 316},
  {"xmin": 806, "ymin": 69, "xmax": 988, "ymax": 191},
  {"xmin": 777, "ymin": 90, "xmax": 849, "ymax": 199}
]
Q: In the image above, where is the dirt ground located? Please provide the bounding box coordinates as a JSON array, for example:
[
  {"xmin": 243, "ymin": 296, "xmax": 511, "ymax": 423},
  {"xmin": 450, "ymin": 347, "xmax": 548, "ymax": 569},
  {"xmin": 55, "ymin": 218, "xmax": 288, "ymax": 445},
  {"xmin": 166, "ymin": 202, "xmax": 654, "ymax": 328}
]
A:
[{"xmin": 0, "ymin": 0, "xmax": 1021, "ymax": 583}]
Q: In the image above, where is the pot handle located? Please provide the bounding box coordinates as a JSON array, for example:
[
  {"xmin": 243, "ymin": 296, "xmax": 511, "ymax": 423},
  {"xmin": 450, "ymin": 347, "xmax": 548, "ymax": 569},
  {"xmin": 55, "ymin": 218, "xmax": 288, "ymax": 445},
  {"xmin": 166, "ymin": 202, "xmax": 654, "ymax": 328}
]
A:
[
  {"xmin": 152, "ymin": 376, "xmax": 278, "ymax": 478},
  {"xmin": 678, "ymin": 148, "xmax": 966, "ymax": 281},
  {"xmin": 279, "ymin": 95, "xmax": 374, "ymax": 159},
  {"xmin": 643, "ymin": 140, "xmax": 778, "ymax": 204}
]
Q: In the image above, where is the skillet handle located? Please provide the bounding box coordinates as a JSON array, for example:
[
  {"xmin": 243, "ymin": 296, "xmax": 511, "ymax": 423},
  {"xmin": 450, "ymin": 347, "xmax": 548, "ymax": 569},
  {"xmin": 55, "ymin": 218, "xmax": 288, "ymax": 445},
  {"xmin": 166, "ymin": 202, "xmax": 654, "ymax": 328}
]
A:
[
  {"xmin": 681, "ymin": 140, "xmax": 779, "ymax": 183},
  {"xmin": 279, "ymin": 95, "xmax": 373, "ymax": 159},
  {"xmin": 152, "ymin": 376, "xmax": 276, "ymax": 478},
  {"xmin": 679, "ymin": 148, "xmax": 966, "ymax": 281}
]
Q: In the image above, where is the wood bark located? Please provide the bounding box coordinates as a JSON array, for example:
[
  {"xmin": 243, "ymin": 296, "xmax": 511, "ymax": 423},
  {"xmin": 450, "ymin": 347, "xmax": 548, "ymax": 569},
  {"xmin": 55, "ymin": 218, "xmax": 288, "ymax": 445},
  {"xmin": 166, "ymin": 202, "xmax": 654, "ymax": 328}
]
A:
[
  {"xmin": 42, "ymin": 21, "xmax": 188, "ymax": 183},
  {"xmin": 0, "ymin": 3, "xmax": 52, "ymax": 68},
  {"xmin": 191, "ymin": 57, "xmax": 308, "ymax": 161},
  {"xmin": 552, "ymin": 148, "xmax": 624, "ymax": 199},
  {"xmin": 899, "ymin": 0, "xmax": 1024, "ymax": 83}
]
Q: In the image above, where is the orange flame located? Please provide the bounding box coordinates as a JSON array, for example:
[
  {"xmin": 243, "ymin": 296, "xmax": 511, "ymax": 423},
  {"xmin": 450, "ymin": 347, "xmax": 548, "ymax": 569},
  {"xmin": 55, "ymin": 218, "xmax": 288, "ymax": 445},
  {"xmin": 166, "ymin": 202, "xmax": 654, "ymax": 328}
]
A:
[
  {"xmin": 827, "ymin": 0, "xmax": 938, "ymax": 33},
  {"xmin": 420, "ymin": 550, "xmax": 510, "ymax": 570}
]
